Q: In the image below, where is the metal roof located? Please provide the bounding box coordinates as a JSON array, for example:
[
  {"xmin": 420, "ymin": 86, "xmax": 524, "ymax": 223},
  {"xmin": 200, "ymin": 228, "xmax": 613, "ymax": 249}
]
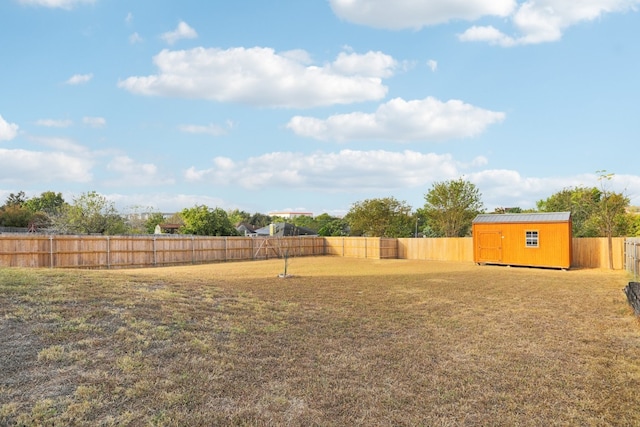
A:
[{"xmin": 472, "ymin": 212, "xmax": 571, "ymax": 224}]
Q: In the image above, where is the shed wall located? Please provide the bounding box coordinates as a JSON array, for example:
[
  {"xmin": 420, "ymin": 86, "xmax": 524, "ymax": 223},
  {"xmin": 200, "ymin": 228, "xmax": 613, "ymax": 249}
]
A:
[{"xmin": 473, "ymin": 221, "xmax": 572, "ymax": 269}]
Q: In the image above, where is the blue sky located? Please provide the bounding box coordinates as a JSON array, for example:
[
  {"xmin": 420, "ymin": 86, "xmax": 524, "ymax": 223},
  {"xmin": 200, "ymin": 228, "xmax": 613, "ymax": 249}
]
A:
[{"xmin": 1, "ymin": 0, "xmax": 639, "ymax": 217}]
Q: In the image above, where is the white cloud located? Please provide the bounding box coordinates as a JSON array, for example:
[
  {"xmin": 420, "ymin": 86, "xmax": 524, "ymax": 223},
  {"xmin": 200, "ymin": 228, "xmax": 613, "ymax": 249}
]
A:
[
  {"xmin": 179, "ymin": 123, "xmax": 228, "ymax": 136},
  {"xmin": 330, "ymin": 51, "xmax": 398, "ymax": 78},
  {"xmin": 0, "ymin": 115, "xmax": 19, "ymax": 141},
  {"xmin": 125, "ymin": 12, "xmax": 133, "ymax": 24},
  {"xmin": 119, "ymin": 47, "xmax": 392, "ymax": 108},
  {"xmin": 329, "ymin": 0, "xmax": 516, "ymax": 29},
  {"xmin": 0, "ymin": 148, "xmax": 92, "ymax": 183},
  {"xmin": 329, "ymin": 0, "xmax": 640, "ymax": 46},
  {"xmin": 105, "ymin": 156, "xmax": 174, "ymax": 187},
  {"xmin": 465, "ymin": 170, "xmax": 640, "ymax": 210},
  {"xmin": 129, "ymin": 32, "xmax": 143, "ymax": 44},
  {"xmin": 83, "ymin": 116, "xmax": 106, "ymax": 128},
  {"xmin": 161, "ymin": 21, "xmax": 198, "ymax": 45},
  {"xmin": 35, "ymin": 118, "xmax": 73, "ymax": 128},
  {"xmin": 109, "ymin": 193, "xmax": 229, "ymax": 213},
  {"xmin": 65, "ymin": 73, "xmax": 93, "ymax": 85},
  {"xmin": 427, "ymin": 59, "xmax": 438, "ymax": 72},
  {"xmin": 458, "ymin": 26, "xmax": 517, "ymax": 47},
  {"xmin": 184, "ymin": 149, "xmax": 471, "ymax": 191},
  {"xmin": 18, "ymin": 0, "xmax": 95, "ymax": 9},
  {"xmin": 29, "ymin": 136, "xmax": 89, "ymax": 154},
  {"xmin": 460, "ymin": 0, "xmax": 640, "ymax": 46},
  {"xmin": 287, "ymin": 97, "xmax": 505, "ymax": 142}
]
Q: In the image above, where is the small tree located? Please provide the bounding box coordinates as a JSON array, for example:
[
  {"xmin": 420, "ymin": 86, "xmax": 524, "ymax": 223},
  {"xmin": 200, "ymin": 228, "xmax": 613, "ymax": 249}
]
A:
[
  {"xmin": 0, "ymin": 204, "xmax": 32, "ymax": 227},
  {"xmin": 422, "ymin": 178, "xmax": 484, "ymax": 237},
  {"xmin": 318, "ymin": 218, "xmax": 349, "ymax": 236},
  {"xmin": 24, "ymin": 191, "xmax": 65, "ymax": 215},
  {"xmin": 23, "ymin": 191, "xmax": 66, "ymax": 229},
  {"xmin": 180, "ymin": 205, "xmax": 238, "ymax": 236},
  {"xmin": 345, "ymin": 197, "xmax": 413, "ymax": 237},
  {"xmin": 591, "ymin": 171, "xmax": 631, "ymax": 269},
  {"xmin": 53, "ymin": 191, "xmax": 125, "ymax": 235},
  {"xmin": 4, "ymin": 191, "xmax": 27, "ymax": 207}
]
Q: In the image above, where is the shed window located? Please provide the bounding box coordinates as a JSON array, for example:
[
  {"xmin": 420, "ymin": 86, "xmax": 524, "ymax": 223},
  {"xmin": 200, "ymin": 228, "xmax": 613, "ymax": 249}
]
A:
[{"xmin": 525, "ymin": 230, "xmax": 539, "ymax": 247}]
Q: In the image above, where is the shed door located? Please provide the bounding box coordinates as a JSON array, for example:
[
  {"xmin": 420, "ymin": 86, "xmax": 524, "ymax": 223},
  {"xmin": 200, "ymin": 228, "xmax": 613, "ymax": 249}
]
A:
[{"xmin": 477, "ymin": 231, "xmax": 502, "ymax": 263}]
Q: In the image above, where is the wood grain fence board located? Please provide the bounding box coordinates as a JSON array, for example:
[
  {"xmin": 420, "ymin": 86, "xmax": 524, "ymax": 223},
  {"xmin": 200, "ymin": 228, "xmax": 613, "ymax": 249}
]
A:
[
  {"xmin": 571, "ymin": 237, "xmax": 625, "ymax": 269},
  {"xmin": 625, "ymin": 238, "xmax": 640, "ymax": 279},
  {"xmin": 0, "ymin": 235, "xmax": 628, "ymax": 269}
]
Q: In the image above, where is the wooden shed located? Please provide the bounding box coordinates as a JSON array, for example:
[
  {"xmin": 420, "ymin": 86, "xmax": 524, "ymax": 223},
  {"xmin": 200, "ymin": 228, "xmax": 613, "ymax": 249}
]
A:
[{"xmin": 472, "ymin": 212, "xmax": 572, "ymax": 269}]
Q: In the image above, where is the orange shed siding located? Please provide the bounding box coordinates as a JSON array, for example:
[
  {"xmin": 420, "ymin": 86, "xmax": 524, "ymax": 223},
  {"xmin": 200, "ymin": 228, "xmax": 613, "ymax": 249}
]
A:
[{"xmin": 473, "ymin": 219, "xmax": 572, "ymax": 269}]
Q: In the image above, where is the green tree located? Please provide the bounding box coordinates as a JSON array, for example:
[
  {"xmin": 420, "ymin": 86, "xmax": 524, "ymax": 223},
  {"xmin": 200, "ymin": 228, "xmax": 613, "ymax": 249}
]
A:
[
  {"xmin": 180, "ymin": 205, "xmax": 238, "ymax": 236},
  {"xmin": 4, "ymin": 191, "xmax": 27, "ymax": 207},
  {"xmin": 421, "ymin": 178, "xmax": 484, "ymax": 237},
  {"xmin": 53, "ymin": 191, "xmax": 126, "ymax": 235},
  {"xmin": 1, "ymin": 191, "xmax": 33, "ymax": 227},
  {"xmin": 311, "ymin": 213, "xmax": 346, "ymax": 236},
  {"xmin": 24, "ymin": 191, "xmax": 66, "ymax": 215},
  {"xmin": 23, "ymin": 191, "xmax": 67, "ymax": 229},
  {"xmin": 227, "ymin": 209, "xmax": 251, "ymax": 226},
  {"xmin": 345, "ymin": 197, "xmax": 413, "ymax": 237},
  {"xmin": 537, "ymin": 186, "xmax": 601, "ymax": 237},
  {"xmin": 144, "ymin": 212, "xmax": 168, "ymax": 234},
  {"xmin": 291, "ymin": 215, "xmax": 315, "ymax": 229},
  {"xmin": 0, "ymin": 204, "xmax": 32, "ymax": 227},
  {"xmin": 493, "ymin": 207, "xmax": 523, "ymax": 214},
  {"xmin": 249, "ymin": 213, "xmax": 273, "ymax": 228},
  {"xmin": 629, "ymin": 214, "xmax": 640, "ymax": 237},
  {"xmin": 318, "ymin": 218, "xmax": 349, "ymax": 236}
]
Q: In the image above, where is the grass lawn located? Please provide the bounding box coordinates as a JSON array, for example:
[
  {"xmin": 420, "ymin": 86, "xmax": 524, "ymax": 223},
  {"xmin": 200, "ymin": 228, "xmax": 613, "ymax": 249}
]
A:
[{"xmin": 1, "ymin": 257, "xmax": 640, "ymax": 426}]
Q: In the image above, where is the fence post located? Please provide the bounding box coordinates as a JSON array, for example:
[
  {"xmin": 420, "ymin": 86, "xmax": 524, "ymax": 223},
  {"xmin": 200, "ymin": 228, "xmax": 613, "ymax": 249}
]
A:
[
  {"xmin": 49, "ymin": 235, "xmax": 54, "ymax": 268},
  {"xmin": 106, "ymin": 236, "xmax": 110, "ymax": 269},
  {"xmin": 153, "ymin": 236, "xmax": 157, "ymax": 267},
  {"xmin": 191, "ymin": 236, "xmax": 195, "ymax": 264}
]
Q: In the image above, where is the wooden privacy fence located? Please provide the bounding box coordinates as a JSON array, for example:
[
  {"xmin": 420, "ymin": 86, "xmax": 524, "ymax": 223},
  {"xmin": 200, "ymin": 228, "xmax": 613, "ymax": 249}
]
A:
[
  {"xmin": 0, "ymin": 234, "xmax": 629, "ymax": 269},
  {"xmin": 0, "ymin": 235, "xmax": 325, "ymax": 269},
  {"xmin": 571, "ymin": 237, "xmax": 625, "ymax": 270},
  {"xmin": 626, "ymin": 238, "xmax": 640, "ymax": 279},
  {"xmin": 323, "ymin": 237, "xmax": 398, "ymax": 259}
]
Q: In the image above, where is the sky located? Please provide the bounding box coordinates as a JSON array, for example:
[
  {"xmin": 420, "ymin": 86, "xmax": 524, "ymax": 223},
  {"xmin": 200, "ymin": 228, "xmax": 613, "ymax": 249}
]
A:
[{"xmin": 1, "ymin": 0, "xmax": 639, "ymax": 217}]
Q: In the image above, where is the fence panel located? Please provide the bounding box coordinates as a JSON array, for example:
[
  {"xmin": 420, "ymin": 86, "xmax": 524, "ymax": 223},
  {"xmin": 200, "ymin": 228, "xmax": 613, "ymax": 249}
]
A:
[
  {"xmin": 0, "ymin": 235, "xmax": 48, "ymax": 267},
  {"xmin": 380, "ymin": 238, "xmax": 398, "ymax": 259},
  {"xmin": 571, "ymin": 237, "xmax": 625, "ymax": 269},
  {"xmin": 323, "ymin": 237, "xmax": 390, "ymax": 259},
  {"xmin": 626, "ymin": 238, "xmax": 640, "ymax": 279},
  {"xmin": 108, "ymin": 236, "xmax": 154, "ymax": 268},
  {"xmin": 397, "ymin": 238, "xmax": 473, "ymax": 262}
]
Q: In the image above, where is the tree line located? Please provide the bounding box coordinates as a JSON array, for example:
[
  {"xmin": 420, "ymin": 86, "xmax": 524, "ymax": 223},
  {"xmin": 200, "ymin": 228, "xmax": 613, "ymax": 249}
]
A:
[{"xmin": 1, "ymin": 173, "xmax": 638, "ymax": 238}]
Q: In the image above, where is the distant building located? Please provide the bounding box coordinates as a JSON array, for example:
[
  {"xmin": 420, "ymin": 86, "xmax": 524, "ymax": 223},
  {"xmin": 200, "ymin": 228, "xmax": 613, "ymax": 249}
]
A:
[
  {"xmin": 127, "ymin": 212, "xmax": 175, "ymax": 221},
  {"xmin": 268, "ymin": 211, "xmax": 313, "ymax": 219},
  {"xmin": 236, "ymin": 222, "xmax": 258, "ymax": 236}
]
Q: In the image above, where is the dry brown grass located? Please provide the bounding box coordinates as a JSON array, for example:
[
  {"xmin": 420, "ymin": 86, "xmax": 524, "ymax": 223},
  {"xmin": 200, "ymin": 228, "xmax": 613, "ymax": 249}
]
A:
[{"xmin": 1, "ymin": 257, "xmax": 640, "ymax": 426}]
